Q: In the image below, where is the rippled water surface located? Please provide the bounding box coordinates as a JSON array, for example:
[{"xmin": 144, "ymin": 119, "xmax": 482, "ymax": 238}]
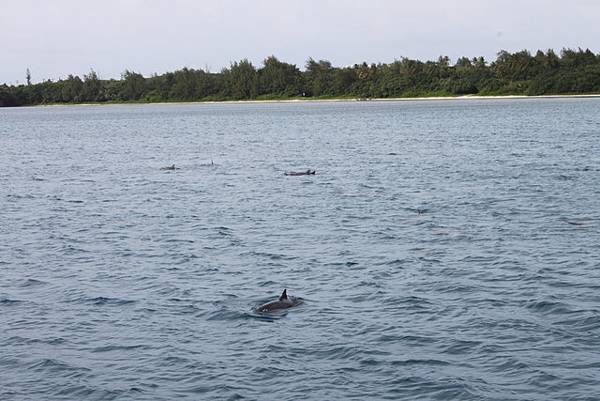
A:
[{"xmin": 2, "ymin": 99, "xmax": 600, "ymax": 400}]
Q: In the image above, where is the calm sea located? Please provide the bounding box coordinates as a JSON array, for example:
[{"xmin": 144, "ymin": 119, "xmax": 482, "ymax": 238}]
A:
[{"xmin": 1, "ymin": 99, "xmax": 599, "ymax": 400}]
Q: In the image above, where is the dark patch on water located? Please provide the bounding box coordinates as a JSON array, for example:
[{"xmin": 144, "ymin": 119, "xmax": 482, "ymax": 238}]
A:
[
  {"xmin": 19, "ymin": 278, "xmax": 47, "ymax": 287},
  {"xmin": 28, "ymin": 358, "xmax": 91, "ymax": 373},
  {"xmin": 77, "ymin": 296, "xmax": 137, "ymax": 306},
  {"xmin": 91, "ymin": 344, "xmax": 149, "ymax": 353},
  {"xmin": 0, "ymin": 298, "xmax": 23, "ymax": 305}
]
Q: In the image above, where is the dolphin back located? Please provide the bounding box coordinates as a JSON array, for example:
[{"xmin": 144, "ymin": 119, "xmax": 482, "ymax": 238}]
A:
[
  {"xmin": 255, "ymin": 289, "xmax": 302, "ymax": 313},
  {"xmin": 256, "ymin": 300, "xmax": 292, "ymax": 313}
]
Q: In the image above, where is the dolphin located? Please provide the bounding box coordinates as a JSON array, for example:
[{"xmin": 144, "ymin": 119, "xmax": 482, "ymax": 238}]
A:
[
  {"xmin": 255, "ymin": 289, "xmax": 302, "ymax": 313},
  {"xmin": 160, "ymin": 164, "xmax": 179, "ymax": 170},
  {"xmin": 284, "ymin": 169, "xmax": 315, "ymax": 176}
]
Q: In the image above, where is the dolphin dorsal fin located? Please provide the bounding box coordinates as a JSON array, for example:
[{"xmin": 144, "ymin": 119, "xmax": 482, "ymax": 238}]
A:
[{"xmin": 279, "ymin": 289, "xmax": 288, "ymax": 301}]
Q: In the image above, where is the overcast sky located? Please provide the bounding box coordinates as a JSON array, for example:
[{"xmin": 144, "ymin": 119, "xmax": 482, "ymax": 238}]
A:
[{"xmin": 2, "ymin": 0, "xmax": 600, "ymax": 84}]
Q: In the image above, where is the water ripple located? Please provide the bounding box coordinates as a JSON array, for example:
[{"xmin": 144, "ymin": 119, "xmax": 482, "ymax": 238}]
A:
[{"xmin": 1, "ymin": 99, "xmax": 600, "ymax": 400}]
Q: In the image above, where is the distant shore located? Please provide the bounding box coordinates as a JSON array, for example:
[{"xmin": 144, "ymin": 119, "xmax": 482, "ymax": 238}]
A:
[
  {"xmin": 4, "ymin": 49, "xmax": 600, "ymax": 108},
  {"xmin": 8, "ymin": 93, "xmax": 600, "ymax": 109}
]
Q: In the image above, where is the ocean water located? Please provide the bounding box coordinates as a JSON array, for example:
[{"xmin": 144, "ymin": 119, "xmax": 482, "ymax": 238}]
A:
[{"xmin": 1, "ymin": 98, "xmax": 599, "ymax": 401}]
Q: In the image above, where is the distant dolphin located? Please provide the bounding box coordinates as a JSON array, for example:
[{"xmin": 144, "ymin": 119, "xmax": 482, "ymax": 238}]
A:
[
  {"xmin": 255, "ymin": 289, "xmax": 302, "ymax": 313},
  {"xmin": 285, "ymin": 169, "xmax": 315, "ymax": 176},
  {"xmin": 160, "ymin": 164, "xmax": 179, "ymax": 170}
]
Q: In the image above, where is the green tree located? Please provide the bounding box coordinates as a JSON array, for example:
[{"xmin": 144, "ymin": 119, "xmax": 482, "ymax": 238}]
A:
[
  {"xmin": 493, "ymin": 50, "xmax": 536, "ymax": 81},
  {"xmin": 169, "ymin": 68, "xmax": 197, "ymax": 100},
  {"xmin": 119, "ymin": 70, "xmax": 146, "ymax": 100},
  {"xmin": 258, "ymin": 56, "xmax": 303, "ymax": 96},
  {"xmin": 82, "ymin": 69, "xmax": 101, "ymax": 101},
  {"xmin": 61, "ymin": 75, "xmax": 84, "ymax": 102},
  {"xmin": 0, "ymin": 84, "xmax": 17, "ymax": 106},
  {"xmin": 304, "ymin": 58, "xmax": 334, "ymax": 96},
  {"xmin": 222, "ymin": 59, "xmax": 258, "ymax": 99}
]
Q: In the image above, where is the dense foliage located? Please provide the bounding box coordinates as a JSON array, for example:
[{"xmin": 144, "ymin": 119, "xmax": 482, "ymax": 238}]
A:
[{"xmin": 2, "ymin": 49, "xmax": 600, "ymax": 107}]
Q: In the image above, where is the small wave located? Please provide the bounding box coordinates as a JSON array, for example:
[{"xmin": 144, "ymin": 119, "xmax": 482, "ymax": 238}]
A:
[
  {"xmin": 55, "ymin": 385, "xmax": 131, "ymax": 399},
  {"xmin": 6, "ymin": 193, "xmax": 35, "ymax": 200},
  {"xmin": 355, "ymin": 280, "xmax": 383, "ymax": 288},
  {"xmin": 555, "ymin": 314, "xmax": 600, "ymax": 332},
  {"xmin": 0, "ymin": 298, "xmax": 23, "ymax": 305},
  {"xmin": 459, "ymin": 255, "xmax": 498, "ymax": 263},
  {"xmin": 245, "ymin": 312, "xmax": 282, "ymax": 322},
  {"xmin": 242, "ymin": 250, "xmax": 297, "ymax": 261},
  {"xmin": 525, "ymin": 299, "xmax": 572, "ymax": 314},
  {"xmin": 359, "ymin": 358, "xmax": 385, "ymax": 366},
  {"xmin": 436, "ymin": 284, "xmax": 475, "ymax": 294},
  {"xmin": 80, "ymin": 296, "xmax": 137, "ymax": 306},
  {"xmin": 164, "ymin": 238, "xmax": 195, "ymax": 243},
  {"xmin": 377, "ymin": 258, "xmax": 410, "ymax": 267},
  {"xmin": 555, "ymin": 174, "xmax": 575, "ymax": 181},
  {"xmin": 406, "ymin": 207, "xmax": 429, "ymax": 214},
  {"xmin": 29, "ymin": 358, "xmax": 90, "ymax": 373},
  {"xmin": 308, "ymin": 345, "xmax": 362, "ymax": 360},
  {"xmin": 182, "ymin": 383, "xmax": 250, "ymax": 397},
  {"xmin": 163, "ymin": 355, "xmax": 189, "ymax": 366},
  {"xmin": 443, "ymin": 339, "xmax": 482, "ymax": 355},
  {"xmin": 91, "ymin": 344, "xmax": 148, "ymax": 353},
  {"xmin": 258, "ymin": 280, "xmax": 277, "ymax": 287},
  {"xmin": 424, "ymin": 383, "xmax": 478, "ymax": 400},
  {"xmin": 377, "ymin": 334, "xmax": 437, "ymax": 345},
  {"xmin": 560, "ymin": 217, "xmax": 592, "ymax": 227},
  {"xmin": 135, "ymin": 307, "xmax": 157, "ymax": 314},
  {"xmin": 169, "ymin": 303, "xmax": 202, "ymax": 315},
  {"xmin": 391, "ymin": 358, "xmax": 450, "ymax": 366},
  {"xmin": 251, "ymin": 365, "xmax": 290, "ymax": 375},
  {"xmin": 19, "ymin": 278, "xmax": 47, "ymax": 287},
  {"xmin": 207, "ymin": 309, "xmax": 254, "ymax": 321},
  {"xmin": 4, "ymin": 336, "xmax": 65, "ymax": 346},
  {"xmin": 395, "ymin": 295, "xmax": 434, "ymax": 308},
  {"xmin": 325, "ymin": 260, "xmax": 360, "ymax": 268},
  {"xmin": 492, "ymin": 357, "xmax": 531, "ymax": 373}
]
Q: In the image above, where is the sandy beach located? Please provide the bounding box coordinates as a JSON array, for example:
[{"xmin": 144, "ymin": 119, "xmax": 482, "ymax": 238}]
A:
[
  {"xmin": 7, "ymin": 93, "xmax": 599, "ymax": 109},
  {"xmin": 214, "ymin": 93, "xmax": 600, "ymax": 104}
]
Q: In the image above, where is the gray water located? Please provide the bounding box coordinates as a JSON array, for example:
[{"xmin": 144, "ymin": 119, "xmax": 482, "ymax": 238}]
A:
[{"xmin": 1, "ymin": 99, "xmax": 600, "ymax": 401}]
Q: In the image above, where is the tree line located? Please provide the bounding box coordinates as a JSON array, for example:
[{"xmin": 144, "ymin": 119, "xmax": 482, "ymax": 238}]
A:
[{"xmin": 2, "ymin": 48, "xmax": 600, "ymax": 107}]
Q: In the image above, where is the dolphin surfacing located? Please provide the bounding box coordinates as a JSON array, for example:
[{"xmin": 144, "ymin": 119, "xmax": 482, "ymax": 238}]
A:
[
  {"xmin": 255, "ymin": 289, "xmax": 302, "ymax": 313},
  {"xmin": 284, "ymin": 169, "xmax": 315, "ymax": 176}
]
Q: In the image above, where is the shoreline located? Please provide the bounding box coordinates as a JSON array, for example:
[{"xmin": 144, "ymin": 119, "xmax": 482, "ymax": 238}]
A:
[{"xmin": 7, "ymin": 93, "xmax": 600, "ymax": 109}]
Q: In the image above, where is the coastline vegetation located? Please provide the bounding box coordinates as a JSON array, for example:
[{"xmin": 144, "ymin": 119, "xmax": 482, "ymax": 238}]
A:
[{"xmin": 2, "ymin": 48, "xmax": 600, "ymax": 107}]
